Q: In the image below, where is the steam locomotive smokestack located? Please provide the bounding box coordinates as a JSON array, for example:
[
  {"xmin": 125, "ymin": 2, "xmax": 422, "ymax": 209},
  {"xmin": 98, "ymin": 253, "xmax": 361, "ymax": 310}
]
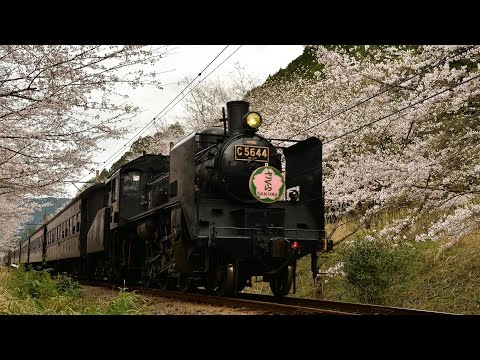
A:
[{"xmin": 227, "ymin": 101, "xmax": 249, "ymax": 135}]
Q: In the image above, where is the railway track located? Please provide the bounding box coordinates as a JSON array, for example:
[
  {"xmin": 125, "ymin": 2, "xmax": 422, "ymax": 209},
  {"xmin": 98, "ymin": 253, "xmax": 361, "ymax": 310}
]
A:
[
  {"xmin": 79, "ymin": 279, "xmax": 455, "ymax": 315},
  {"xmin": 238, "ymin": 292, "xmax": 452, "ymax": 315}
]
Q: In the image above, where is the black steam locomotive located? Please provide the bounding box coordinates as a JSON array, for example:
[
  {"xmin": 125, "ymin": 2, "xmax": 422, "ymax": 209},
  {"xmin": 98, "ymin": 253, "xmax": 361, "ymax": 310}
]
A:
[{"xmin": 7, "ymin": 101, "xmax": 331, "ymax": 297}]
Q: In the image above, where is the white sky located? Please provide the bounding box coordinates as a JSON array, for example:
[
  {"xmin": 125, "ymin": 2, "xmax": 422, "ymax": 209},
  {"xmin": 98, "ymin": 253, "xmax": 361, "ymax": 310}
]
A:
[{"xmin": 70, "ymin": 45, "xmax": 305, "ymax": 196}]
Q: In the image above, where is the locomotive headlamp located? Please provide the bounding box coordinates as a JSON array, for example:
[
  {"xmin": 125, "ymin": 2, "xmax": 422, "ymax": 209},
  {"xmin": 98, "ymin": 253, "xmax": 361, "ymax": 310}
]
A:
[{"xmin": 246, "ymin": 112, "xmax": 262, "ymax": 129}]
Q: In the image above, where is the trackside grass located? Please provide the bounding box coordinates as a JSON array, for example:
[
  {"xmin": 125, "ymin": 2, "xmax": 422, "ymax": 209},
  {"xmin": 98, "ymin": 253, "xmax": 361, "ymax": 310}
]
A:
[{"xmin": 0, "ymin": 266, "xmax": 141, "ymax": 315}]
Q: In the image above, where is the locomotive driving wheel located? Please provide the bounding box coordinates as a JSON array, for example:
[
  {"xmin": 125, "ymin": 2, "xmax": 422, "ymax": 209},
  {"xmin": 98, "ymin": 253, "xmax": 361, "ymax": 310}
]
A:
[{"xmin": 269, "ymin": 265, "xmax": 294, "ymax": 297}]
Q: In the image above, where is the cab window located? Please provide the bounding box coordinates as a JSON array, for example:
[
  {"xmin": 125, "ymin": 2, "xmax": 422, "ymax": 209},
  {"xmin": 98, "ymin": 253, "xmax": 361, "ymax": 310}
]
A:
[{"xmin": 122, "ymin": 171, "xmax": 141, "ymax": 195}]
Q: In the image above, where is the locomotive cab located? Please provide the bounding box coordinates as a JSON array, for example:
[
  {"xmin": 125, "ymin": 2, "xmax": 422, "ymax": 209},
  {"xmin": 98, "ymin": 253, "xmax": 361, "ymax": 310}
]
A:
[{"xmin": 106, "ymin": 154, "xmax": 169, "ymax": 228}]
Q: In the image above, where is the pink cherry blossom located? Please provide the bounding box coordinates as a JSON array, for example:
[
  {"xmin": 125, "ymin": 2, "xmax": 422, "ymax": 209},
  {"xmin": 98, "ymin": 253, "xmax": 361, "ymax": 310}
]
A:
[
  {"xmin": 247, "ymin": 45, "xmax": 480, "ymax": 245},
  {"xmin": 0, "ymin": 45, "xmax": 171, "ymax": 253}
]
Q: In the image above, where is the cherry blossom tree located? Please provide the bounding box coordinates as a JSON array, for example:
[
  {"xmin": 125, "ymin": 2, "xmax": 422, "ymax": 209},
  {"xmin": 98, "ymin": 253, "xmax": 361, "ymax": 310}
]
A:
[
  {"xmin": 178, "ymin": 62, "xmax": 260, "ymax": 131},
  {"xmin": 85, "ymin": 63, "xmax": 259, "ymax": 186},
  {"xmin": 247, "ymin": 45, "xmax": 480, "ymax": 246},
  {"xmin": 104, "ymin": 121, "xmax": 186, "ymax": 177},
  {"xmin": 0, "ymin": 45, "xmax": 171, "ymax": 252}
]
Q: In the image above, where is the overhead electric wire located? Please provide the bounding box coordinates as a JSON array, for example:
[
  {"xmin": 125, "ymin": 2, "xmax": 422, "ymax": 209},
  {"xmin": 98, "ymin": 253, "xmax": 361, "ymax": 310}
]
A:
[
  {"xmin": 134, "ymin": 45, "xmax": 244, "ymax": 138},
  {"xmin": 323, "ymin": 71, "xmax": 480, "ymax": 144},
  {"xmin": 76, "ymin": 45, "xmax": 232, "ymax": 182},
  {"xmin": 282, "ymin": 45, "xmax": 477, "ymax": 143},
  {"xmin": 94, "ymin": 45, "xmax": 230, "ymax": 172},
  {"xmin": 68, "ymin": 45, "xmax": 478, "ymax": 185},
  {"xmin": 98, "ymin": 45, "xmax": 243, "ymax": 172}
]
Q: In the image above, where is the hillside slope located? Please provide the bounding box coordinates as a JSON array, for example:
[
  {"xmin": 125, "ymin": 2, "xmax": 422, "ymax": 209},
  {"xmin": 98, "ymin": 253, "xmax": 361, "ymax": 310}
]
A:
[{"xmin": 19, "ymin": 197, "xmax": 69, "ymax": 236}]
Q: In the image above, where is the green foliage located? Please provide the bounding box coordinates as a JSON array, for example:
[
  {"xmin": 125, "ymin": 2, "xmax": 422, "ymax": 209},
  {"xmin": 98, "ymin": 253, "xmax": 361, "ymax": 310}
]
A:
[
  {"xmin": 5, "ymin": 266, "xmax": 83, "ymax": 302},
  {"xmin": 402, "ymin": 234, "xmax": 480, "ymax": 314},
  {"xmin": 342, "ymin": 237, "xmax": 413, "ymax": 304},
  {"xmin": 264, "ymin": 46, "xmax": 324, "ymax": 84},
  {"xmin": 2, "ymin": 267, "xmax": 144, "ymax": 314},
  {"xmin": 6, "ymin": 266, "xmax": 57, "ymax": 300},
  {"xmin": 105, "ymin": 288, "xmax": 139, "ymax": 315},
  {"xmin": 263, "ymin": 46, "xmax": 423, "ymax": 86},
  {"xmin": 55, "ymin": 272, "xmax": 82, "ymax": 298}
]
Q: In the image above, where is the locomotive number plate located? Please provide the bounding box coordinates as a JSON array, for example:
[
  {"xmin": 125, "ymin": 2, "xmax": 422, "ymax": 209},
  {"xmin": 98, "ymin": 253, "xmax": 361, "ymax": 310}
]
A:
[{"xmin": 234, "ymin": 145, "xmax": 269, "ymax": 162}]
